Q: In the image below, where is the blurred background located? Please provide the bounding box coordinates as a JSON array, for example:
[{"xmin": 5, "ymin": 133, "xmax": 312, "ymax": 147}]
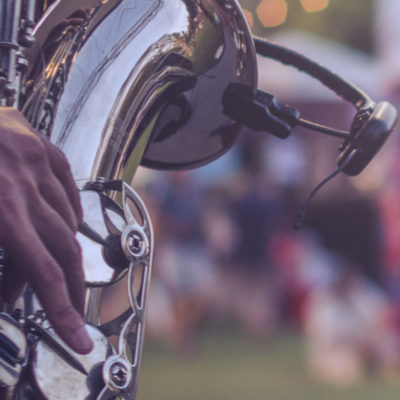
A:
[{"xmin": 134, "ymin": 1, "xmax": 400, "ymax": 398}]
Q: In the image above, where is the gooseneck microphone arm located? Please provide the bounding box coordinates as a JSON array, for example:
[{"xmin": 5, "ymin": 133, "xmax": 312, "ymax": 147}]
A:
[
  {"xmin": 222, "ymin": 82, "xmax": 353, "ymax": 141},
  {"xmin": 296, "ymin": 118, "xmax": 349, "ymax": 139}
]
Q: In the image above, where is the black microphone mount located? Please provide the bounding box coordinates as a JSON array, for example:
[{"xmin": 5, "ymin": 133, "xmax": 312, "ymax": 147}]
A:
[
  {"xmin": 222, "ymin": 37, "xmax": 397, "ymax": 177},
  {"xmin": 222, "ymin": 37, "xmax": 398, "ymax": 227}
]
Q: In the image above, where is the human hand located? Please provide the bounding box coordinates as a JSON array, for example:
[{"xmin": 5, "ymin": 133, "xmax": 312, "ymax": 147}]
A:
[{"xmin": 0, "ymin": 107, "xmax": 93, "ymax": 354}]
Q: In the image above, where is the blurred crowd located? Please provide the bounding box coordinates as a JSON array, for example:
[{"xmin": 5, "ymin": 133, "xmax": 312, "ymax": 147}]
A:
[{"xmin": 134, "ymin": 108, "xmax": 400, "ymax": 386}]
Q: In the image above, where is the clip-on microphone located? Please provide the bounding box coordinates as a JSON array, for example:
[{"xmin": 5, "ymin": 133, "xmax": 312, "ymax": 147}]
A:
[{"xmin": 222, "ymin": 37, "xmax": 398, "ymax": 228}]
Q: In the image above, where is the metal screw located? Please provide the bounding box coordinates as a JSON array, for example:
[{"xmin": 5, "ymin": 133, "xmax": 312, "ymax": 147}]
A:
[
  {"xmin": 127, "ymin": 231, "xmax": 143, "ymax": 255},
  {"xmin": 110, "ymin": 363, "xmax": 128, "ymax": 387},
  {"xmin": 103, "ymin": 356, "xmax": 132, "ymax": 391}
]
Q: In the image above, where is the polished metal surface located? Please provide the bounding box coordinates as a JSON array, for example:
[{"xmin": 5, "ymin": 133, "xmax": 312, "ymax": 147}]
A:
[
  {"xmin": 22, "ymin": 0, "xmax": 257, "ymax": 183},
  {"xmin": 5, "ymin": 0, "xmax": 258, "ymax": 398},
  {"xmin": 32, "ymin": 324, "xmax": 110, "ymax": 400},
  {"xmin": 78, "ymin": 189, "xmax": 126, "ymax": 286},
  {"xmin": 0, "ymin": 0, "xmax": 23, "ymax": 107},
  {"xmin": 0, "ymin": 314, "xmax": 27, "ymax": 388},
  {"xmin": 1, "ymin": 0, "xmax": 395, "ymax": 398},
  {"xmin": 29, "ymin": 182, "xmax": 154, "ymax": 400},
  {"xmin": 83, "ymin": 182, "xmax": 154, "ymax": 400}
]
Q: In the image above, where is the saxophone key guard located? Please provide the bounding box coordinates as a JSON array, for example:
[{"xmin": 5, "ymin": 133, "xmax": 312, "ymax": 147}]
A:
[{"xmin": 26, "ymin": 180, "xmax": 154, "ymax": 400}]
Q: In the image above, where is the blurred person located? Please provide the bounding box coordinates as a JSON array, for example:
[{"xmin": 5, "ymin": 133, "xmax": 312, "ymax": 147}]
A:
[
  {"xmin": 304, "ymin": 260, "xmax": 400, "ymax": 386},
  {"xmin": 148, "ymin": 171, "xmax": 218, "ymax": 352},
  {"xmin": 375, "ymin": 146, "xmax": 400, "ymax": 338},
  {"xmin": 268, "ymin": 230, "xmax": 336, "ymax": 329},
  {"xmin": 307, "ymin": 192, "xmax": 384, "ymax": 286},
  {"xmin": 208, "ymin": 135, "xmax": 281, "ymax": 338}
]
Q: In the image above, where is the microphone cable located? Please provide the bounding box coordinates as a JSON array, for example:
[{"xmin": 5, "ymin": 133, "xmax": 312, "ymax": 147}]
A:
[{"xmin": 294, "ymin": 149, "xmax": 359, "ymax": 229}]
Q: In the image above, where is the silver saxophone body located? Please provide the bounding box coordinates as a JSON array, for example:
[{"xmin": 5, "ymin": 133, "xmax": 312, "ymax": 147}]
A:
[{"xmin": 0, "ymin": 0, "xmax": 257, "ymax": 399}]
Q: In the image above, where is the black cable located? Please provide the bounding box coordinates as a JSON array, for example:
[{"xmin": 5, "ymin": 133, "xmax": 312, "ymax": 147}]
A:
[
  {"xmin": 294, "ymin": 149, "xmax": 359, "ymax": 230},
  {"xmin": 254, "ymin": 37, "xmax": 373, "ymax": 109}
]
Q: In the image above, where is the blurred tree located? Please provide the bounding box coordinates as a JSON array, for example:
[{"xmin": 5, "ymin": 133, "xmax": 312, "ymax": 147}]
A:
[{"xmin": 240, "ymin": 0, "xmax": 374, "ymax": 53}]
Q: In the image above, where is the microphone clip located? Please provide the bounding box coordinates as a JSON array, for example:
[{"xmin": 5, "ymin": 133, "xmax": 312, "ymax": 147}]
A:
[{"xmin": 222, "ymin": 83, "xmax": 300, "ymax": 139}]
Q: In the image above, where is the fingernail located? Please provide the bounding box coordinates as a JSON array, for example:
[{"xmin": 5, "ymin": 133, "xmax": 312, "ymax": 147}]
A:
[{"xmin": 73, "ymin": 325, "xmax": 93, "ymax": 354}]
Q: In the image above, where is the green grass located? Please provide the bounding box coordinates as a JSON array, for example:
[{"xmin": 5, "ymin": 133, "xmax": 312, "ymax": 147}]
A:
[{"xmin": 137, "ymin": 328, "xmax": 400, "ymax": 400}]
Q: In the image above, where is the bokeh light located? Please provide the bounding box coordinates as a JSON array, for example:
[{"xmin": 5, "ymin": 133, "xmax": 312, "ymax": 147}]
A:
[
  {"xmin": 256, "ymin": 0, "xmax": 287, "ymax": 28},
  {"xmin": 242, "ymin": 8, "xmax": 254, "ymax": 28},
  {"xmin": 300, "ymin": 0, "xmax": 330, "ymax": 13}
]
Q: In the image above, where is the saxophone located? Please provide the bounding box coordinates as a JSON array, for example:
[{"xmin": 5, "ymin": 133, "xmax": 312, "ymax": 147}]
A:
[
  {"xmin": 0, "ymin": 1, "xmax": 257, "ymax": 399},
  {"xmin": 0, "ymin": 0, "xmax": 397, "ymax": 399}
]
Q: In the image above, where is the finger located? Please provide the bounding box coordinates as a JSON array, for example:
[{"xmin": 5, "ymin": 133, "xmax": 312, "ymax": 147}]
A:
[
  {"xmin": 9, "ymin": 136, "xmax": 79, "ymax": 232},
  {"xmin": 28, "ymin": 198, "xmax": 86, "ymax": 316},
  {"xmin": 37, "ymin": 174, "xmax": 79, "ymax": 232},
  {"xmin": 7, "ymin": 226, "xmax": 93, "ymax": 354},
  {"xmin": 39, "ymin": 136, "xmax": 83, "ymax": 222}
]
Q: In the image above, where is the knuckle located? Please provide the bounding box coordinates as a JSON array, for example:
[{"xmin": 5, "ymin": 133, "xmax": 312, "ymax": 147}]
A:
[
  {"xmin": 47, "ymin": 142, "xmax": 70, "ymax": 168},
  {"xmin": 36, "ymin": 182, "xmax": 79, "ymax": 229},
  {"xmin": 24, "ymin": 140, "xmax": 47, "ymax": 165},
  {"xmin": 4, "ymin": 138, "xmax": 48, "ymax": 175},
  {"xmin": 0, "ymin": 110, "xmax": 32, "ymax": 139},
  {"xmin": 37, "ymin": 178, "xmax": 59, "ymax": 198},
  {"xmin": 0, "ymin": 108, "xmax": 28, "ymax": 124}
]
